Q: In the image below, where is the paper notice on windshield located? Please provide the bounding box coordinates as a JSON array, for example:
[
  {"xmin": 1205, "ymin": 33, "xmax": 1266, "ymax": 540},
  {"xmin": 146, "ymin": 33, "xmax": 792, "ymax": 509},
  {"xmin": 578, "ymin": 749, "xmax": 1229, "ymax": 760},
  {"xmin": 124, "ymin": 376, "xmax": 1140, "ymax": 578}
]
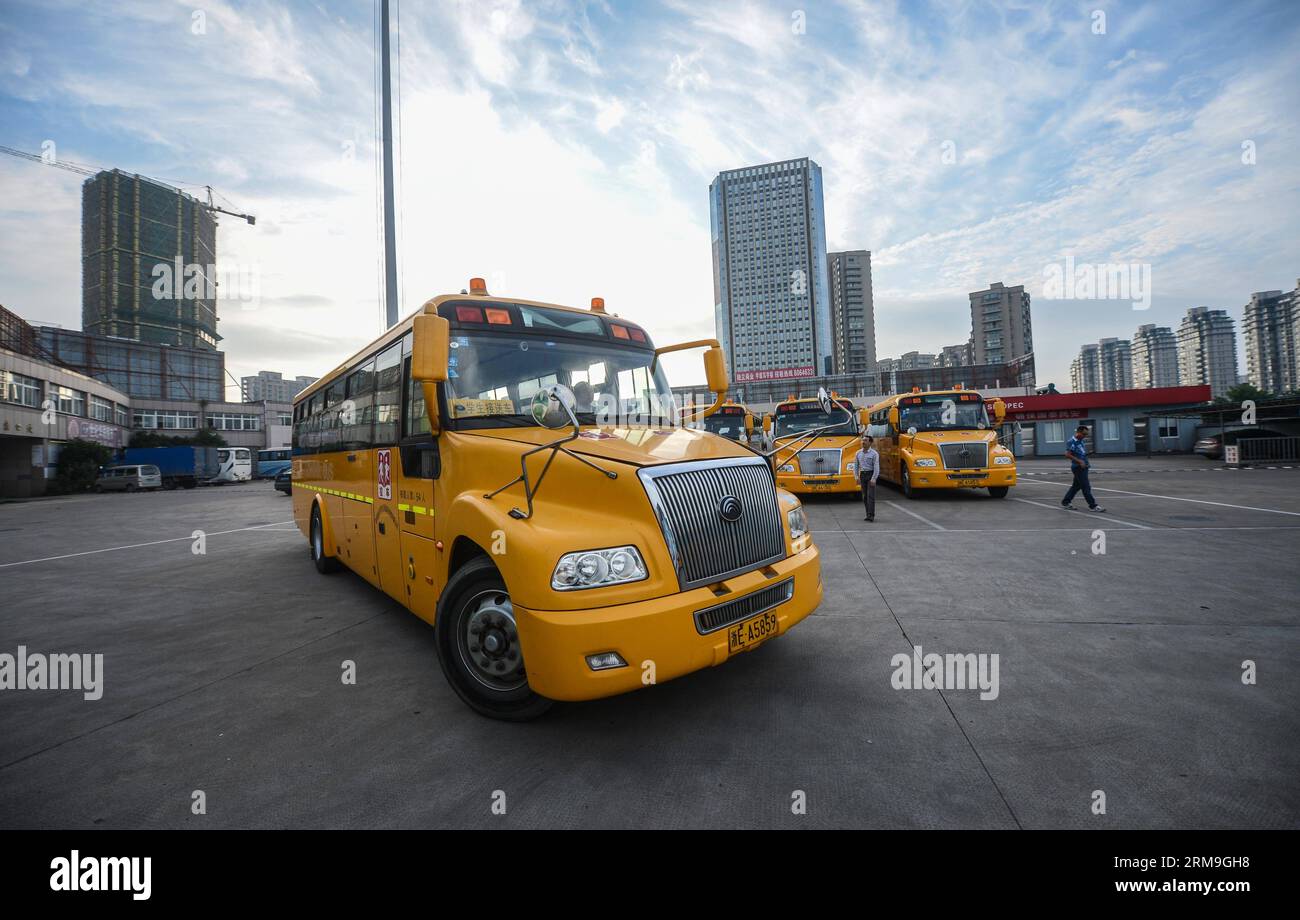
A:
[{"xmin": 449, "ymin": 398, "xmax": 516, "ymax": 418}]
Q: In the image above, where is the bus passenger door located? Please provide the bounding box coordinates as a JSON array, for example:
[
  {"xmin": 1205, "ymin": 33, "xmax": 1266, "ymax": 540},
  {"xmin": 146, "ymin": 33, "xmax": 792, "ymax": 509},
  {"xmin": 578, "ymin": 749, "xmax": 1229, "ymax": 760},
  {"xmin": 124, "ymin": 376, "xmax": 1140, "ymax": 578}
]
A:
[
  {"xmin": 395, "ymin": 440, "xmax": 440, "ymax": 626},
  {"xmin": 341, "ymin": 449, "xmax": 380, "ymax": 588},
  {"xmin": 372, "ymin": 445, "xmax": 406, "ymax": 603}
]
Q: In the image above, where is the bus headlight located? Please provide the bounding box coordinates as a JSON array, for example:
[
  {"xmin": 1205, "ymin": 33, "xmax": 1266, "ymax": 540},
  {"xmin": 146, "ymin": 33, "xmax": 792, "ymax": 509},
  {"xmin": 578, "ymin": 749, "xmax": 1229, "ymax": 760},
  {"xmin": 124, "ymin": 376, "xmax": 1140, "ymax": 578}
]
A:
[
  {"xmin": 994, "ymin": 455, "xmax": 1012, "ymax": 465},
  {"xmin": 777, "ymin": 463, "xmax": 796, "ymax": 473},
  {"xmin": 787, "ymin": 504, "xmax": 809, "ymax": 540},
  {"xmin": 846, "ymin": 461, "xmax": 856, "ymax": 473},
  {"xmin": 913, "ymin": 457, "xmax": 938, "ymax": 467},
  {"xmin": 552, "ymin": 546, "xmax": 647, "ymax": 591}
]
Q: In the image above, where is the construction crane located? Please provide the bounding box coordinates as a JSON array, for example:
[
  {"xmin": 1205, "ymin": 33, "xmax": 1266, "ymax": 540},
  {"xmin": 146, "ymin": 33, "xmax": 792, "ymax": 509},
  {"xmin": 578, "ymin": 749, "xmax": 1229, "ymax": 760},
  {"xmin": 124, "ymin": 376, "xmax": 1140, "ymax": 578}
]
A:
[{"xmin": 0, "ymin": 144, "xmax": 255, "ymax": 225}]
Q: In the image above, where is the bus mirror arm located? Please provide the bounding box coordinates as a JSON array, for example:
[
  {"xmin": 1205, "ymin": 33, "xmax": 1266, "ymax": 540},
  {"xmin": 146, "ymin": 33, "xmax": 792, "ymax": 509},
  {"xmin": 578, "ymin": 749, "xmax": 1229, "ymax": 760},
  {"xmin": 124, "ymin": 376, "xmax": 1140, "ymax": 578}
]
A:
[
  {"xmin": 483, "ymin": 393, "xmax": 617, "ymax": 520},
  {"xmin": 758, "ymin": 402, "xmax": 856, "ymax": 466}
]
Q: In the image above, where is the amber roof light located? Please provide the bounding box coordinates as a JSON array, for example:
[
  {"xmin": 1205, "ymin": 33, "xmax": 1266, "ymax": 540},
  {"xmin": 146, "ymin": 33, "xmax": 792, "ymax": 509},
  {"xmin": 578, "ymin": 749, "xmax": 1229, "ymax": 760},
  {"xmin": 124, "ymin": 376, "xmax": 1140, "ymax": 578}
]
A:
[
  {"xmin": 590, "ymin": 297, "xmax": 606, "ymax": 313},
  {"xmin": 469, "ymin": 277, "xmax": 488, "ymax": 295}
]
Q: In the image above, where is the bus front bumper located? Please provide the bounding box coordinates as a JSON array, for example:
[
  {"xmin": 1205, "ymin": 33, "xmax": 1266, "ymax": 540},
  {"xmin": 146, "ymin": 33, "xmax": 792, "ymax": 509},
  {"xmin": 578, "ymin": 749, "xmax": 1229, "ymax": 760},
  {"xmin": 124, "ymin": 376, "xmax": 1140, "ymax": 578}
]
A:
[
  {"xmin": 513, "ymin": 543, "xmax": 822, "ymax": 702},
  {"xmin": 909, "ymin": 467, "xmax": 1018, "ymax": 489},
  {"xmin": 774, "ymin": 472, "xmax": 860, "ymax": 495}
]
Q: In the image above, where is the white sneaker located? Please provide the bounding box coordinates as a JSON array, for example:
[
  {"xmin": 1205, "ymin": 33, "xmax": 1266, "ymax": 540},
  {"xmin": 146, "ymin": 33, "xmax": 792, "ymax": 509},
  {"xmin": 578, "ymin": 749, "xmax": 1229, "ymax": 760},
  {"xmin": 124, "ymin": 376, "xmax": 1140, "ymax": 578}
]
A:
[
  {"xmin": 1089, "ymin": 506, "xmax": 1107, "ymax": 513},
  {"xmin": 1061, "ymin": 503, "xmax": 1077, "ymax": 510}
]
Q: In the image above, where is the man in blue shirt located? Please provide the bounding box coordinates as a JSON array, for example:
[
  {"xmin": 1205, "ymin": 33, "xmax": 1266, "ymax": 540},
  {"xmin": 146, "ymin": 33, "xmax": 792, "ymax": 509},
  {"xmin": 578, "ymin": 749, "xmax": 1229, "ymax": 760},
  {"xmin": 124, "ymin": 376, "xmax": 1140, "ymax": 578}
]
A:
[{"xmin": 1062, "ymin": 424, "xmax": 1105, "ymax": 512}]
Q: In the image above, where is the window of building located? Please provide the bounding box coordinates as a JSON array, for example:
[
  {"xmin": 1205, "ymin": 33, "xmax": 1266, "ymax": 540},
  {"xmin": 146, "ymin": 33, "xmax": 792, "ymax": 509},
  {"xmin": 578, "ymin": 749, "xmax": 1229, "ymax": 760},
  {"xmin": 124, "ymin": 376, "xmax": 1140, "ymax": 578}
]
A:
[
  {"xmin": 1101, "ymin": 418, "xmax": 1120, "ymax": 441},
  {"xmin": 207, "ymin": 413, "xmax": 260, "ymax": 431},
  {"xmin": 1042, "ymin": 421, "xmax": 1065, "ymax": 443},
  {"xmin": 1156, "ymin": 418, "xmax": 1179, "ymax": 439},
  {"xmin": 115, "ymin": 404, "xmax": 128, "ymax": 427},
  {"xmin": 90, "ymin": 394, "xmax": 114, "ymax": 422},
  {"xmin": 54, "ymin": 385, "xmax": 86, "ymax": 417},
  {"xmin": 2, "ymin": 371, "xmax": 42, "ymax": 408}
]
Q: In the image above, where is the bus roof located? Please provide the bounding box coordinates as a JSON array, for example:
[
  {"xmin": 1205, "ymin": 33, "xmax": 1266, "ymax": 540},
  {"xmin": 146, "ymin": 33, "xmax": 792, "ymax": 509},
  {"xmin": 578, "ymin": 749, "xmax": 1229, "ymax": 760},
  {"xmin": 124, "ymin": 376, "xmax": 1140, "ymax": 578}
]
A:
[
  {"xmin": 294, "ymin": 290, "xmax": 652, "ymax": 406},
  {"xmin": 866, "ymin": 389, "xmax": 987, "ymax": 412}
]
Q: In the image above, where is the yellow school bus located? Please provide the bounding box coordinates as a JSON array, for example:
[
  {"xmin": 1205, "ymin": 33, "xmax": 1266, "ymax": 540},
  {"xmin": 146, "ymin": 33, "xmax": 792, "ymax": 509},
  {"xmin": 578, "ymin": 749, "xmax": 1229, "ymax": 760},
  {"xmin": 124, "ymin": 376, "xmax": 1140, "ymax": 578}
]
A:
[
  {"xmin": 763, "ymin": 394, "xmax": 867, "ymax": 495},
  {"xmin": 865, "ymin": 388, "xmax": 1015, "ymax": 499},
  {"xmin": 292, "ymin": 280, "xmax": 822, "ymax": 720},
  {"xmin": 695, "ymin": 401, "xmax": 755, "ymax": 445}
]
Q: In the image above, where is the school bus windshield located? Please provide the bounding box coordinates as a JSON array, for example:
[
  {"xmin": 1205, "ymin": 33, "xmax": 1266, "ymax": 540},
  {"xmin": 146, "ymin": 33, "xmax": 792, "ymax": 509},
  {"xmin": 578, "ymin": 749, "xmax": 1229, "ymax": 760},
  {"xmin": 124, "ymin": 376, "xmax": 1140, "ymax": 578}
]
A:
[
  {"xmin": 774, "ymin": 404, "xmax": 857, "ymax": 438},
  {"xmin": 898, "ymin": 394, "xmax": 989, "ymax": 432},
  {"xmin": 445, "ymin": 331, "xmax": 678, "ymax": 428},
  {"xmin": 701, "ymin": 408, "xmax": 746, "ymax": 439}
]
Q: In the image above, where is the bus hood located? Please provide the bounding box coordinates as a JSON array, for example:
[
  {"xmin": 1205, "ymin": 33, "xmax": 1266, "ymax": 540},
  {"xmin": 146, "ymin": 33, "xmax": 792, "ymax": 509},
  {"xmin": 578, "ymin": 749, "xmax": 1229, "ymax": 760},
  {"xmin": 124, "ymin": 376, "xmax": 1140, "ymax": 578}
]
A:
[{"xmin": 463, "ymin": 425, "xmax": 754, "ymax": 467}]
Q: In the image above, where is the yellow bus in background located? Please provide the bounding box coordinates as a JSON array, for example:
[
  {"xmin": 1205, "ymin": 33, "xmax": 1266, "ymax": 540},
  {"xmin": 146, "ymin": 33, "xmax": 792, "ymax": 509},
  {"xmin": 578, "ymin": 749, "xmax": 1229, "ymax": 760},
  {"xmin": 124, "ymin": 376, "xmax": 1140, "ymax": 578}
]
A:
[
  {"xmin": 695, "ymin": 401, "xmax": 755, "ymax": 445},
  {"xmin": 764, "ymin": 394, "xmax": 867, "ymax": 496},
  {"xmin": 292, "ymin": 280, "xmax": 822, "ymax": 720},
  {"xmin": 865, "ymin": 388, "xmax": 1015, "ymax": 499}
]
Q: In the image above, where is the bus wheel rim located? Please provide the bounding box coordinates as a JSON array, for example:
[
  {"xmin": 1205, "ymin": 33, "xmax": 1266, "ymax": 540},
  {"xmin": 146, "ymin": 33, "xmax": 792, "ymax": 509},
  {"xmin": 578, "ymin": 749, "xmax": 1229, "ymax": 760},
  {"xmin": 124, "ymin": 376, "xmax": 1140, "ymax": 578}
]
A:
[{"xmin": 458, "ymin": 590, "xmax": 527, "ymax": 693}]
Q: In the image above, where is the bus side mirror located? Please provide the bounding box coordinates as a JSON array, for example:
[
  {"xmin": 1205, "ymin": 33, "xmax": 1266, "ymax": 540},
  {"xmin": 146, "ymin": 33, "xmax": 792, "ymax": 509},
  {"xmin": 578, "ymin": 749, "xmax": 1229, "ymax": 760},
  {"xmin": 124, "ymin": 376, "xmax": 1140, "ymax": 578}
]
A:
[
  {"xmin": 888, "ymin": 407, "xmax": 900, "ymax": 429},
  {"xmin": 763, "ymin": 415, "xmax": 773, "ymax": 434},
  {"xmin": 704, "ymin": 346, "xmax": 728, "ymax": 396},
  {"xmin": 991, "ymin": 399, "xmax": 1006, "ymax": 425},
  {"xmin": 413, "ymin": 314, "xmax": 450, "ymax": 434},
  {"xmin": 858, "ymin": 408, "xmax": 869, "ymax": 431},
  {"xmin": 744, "ymin": 413, "xmax": 755, "ymax": 434}
]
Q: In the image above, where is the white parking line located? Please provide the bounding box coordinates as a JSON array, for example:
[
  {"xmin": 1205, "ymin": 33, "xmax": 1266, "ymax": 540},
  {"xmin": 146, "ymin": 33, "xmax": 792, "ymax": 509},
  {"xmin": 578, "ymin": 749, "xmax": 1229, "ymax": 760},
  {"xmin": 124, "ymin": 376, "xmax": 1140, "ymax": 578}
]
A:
[
  {"xmin": 0, "ymin": 521, "xmax": 297, "ymax": 568},
  {"xmin": 881, "ymin": 501, "xmax": 946, "ymax": 531},
  {"xmin": 1017, "ymin": 479, "xmax": 1300, "ymax": 517},
  {"xmin": 1012, "ymin": 497, "xmax": 1151, "ymax": 529}
]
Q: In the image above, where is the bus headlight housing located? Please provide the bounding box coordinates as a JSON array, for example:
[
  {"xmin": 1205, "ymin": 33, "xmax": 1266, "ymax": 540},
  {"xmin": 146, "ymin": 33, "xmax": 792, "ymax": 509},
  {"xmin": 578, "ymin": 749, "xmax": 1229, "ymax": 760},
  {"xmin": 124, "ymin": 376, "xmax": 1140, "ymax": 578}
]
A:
[
  {"xmin": 913, "ymin": 457, "xmax": 938, "ymax": 467},
  {"xmin": 787, "ymin": 504, "xmax": 809, "ymax": 540},
  {"xmin": 552, "ymin": 545, "xmax": 647, "ymax": 591},
  {"xmin": 994, "ymin": 455, "xmax": 1012, "ymax": 465},
  {"xmin": 777, "ymin": 463, "xmax": 796, "ymax": 473}
]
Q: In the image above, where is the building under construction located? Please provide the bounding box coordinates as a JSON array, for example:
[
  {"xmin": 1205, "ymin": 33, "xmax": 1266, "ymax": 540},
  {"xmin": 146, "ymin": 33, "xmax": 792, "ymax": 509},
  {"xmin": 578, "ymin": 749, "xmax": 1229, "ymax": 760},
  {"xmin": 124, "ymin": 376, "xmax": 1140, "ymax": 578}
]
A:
[{"xmin": 82, "ymin": 169, "xmax": 220, "ymax": 350}]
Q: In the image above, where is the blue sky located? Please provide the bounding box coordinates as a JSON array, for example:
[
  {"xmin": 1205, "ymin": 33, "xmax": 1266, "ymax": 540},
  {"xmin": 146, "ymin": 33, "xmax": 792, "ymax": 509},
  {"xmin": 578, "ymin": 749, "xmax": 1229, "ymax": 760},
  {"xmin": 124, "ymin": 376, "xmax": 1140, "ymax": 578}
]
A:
[{"xmin": 1, "ymin": 0, "xmax": 1297, "ymax": 394}]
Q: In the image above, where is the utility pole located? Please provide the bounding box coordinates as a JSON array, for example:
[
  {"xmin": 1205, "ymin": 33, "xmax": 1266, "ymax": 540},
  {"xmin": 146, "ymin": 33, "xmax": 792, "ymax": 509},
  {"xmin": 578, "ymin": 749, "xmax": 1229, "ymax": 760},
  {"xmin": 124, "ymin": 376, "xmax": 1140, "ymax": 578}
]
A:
[{"xmin": 380, "ymin": 0, "xmax": 400, "ymax": 329}]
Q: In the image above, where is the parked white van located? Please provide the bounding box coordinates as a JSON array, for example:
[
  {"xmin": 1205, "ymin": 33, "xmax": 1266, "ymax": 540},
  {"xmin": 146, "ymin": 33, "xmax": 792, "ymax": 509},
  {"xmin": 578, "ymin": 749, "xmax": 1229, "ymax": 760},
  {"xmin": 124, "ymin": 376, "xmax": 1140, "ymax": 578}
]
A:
[{"xmin": 93, "ymin": 465, "xmax": 163, "ymax": 493}]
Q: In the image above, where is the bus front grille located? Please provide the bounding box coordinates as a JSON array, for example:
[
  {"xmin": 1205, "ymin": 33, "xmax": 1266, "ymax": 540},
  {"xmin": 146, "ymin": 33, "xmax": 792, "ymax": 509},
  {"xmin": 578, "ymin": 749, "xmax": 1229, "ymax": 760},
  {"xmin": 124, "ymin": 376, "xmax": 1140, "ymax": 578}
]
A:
[
  {"xmin": 639, "ymin": 459, "xmax": 786, "ymax": 591},
  {"xmin": 797, "ymin": 449, "xmax": 842, "ymax": 476},
  {"xmin": 694, "ymin": 578, "xmax": 794, "ymax": 634},
  {"xmin": 939, "ymin": 442, "xmax": 988, "ymax": 469}
]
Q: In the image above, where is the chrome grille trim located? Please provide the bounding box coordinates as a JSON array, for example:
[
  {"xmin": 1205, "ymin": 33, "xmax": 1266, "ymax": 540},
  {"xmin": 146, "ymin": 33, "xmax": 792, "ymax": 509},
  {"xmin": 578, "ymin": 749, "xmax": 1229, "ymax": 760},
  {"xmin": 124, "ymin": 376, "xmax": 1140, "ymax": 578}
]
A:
[
  {"xmin": 938, "ymin": 441, "xmax": 988, "ymax": 470},
  {"xmin": 639, "ymin": 458, "xmax": 786, "ymax": 591},
  {"xmin": 798, "ymin": 448, "xmax": 842, "ymax": 476},
  {"xmin": 694, "ymin": 578, "xmax": 794, "ymax": 634}
]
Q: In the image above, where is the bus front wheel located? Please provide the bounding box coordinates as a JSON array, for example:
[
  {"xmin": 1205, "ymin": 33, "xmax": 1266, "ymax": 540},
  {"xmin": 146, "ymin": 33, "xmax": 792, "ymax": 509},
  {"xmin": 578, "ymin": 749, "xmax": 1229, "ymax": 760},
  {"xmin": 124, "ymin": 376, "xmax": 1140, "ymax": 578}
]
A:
[
  {"xmin": 989, "ymin": 486, "xmax": 1009, "ymax": 499},
  {"xmin": 435, "ymin": 556, "xmax": 553, "ymax": 722},
  {"xmin": 901, "ymin": 465, "xmax": 915, "ymax": 499},
  {"xmin": 310, "ymin": 506, "xmax": 341, "ymax": 574}
]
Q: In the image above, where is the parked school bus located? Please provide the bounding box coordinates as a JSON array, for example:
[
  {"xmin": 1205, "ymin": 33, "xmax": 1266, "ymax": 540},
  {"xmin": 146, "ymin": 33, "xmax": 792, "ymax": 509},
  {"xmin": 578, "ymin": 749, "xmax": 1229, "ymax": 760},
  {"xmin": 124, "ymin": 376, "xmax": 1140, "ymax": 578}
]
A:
[
  {"xmin": 761, "ymin": 394, "xmax": 868, "ymax": 495},
  {"xmin": 292, "ymin": 280, "xmax": 822, "ymax": 720},
  {"xmin": 865, "ymin": 388, "xmax": 1015, "ymax": 499},
  {"xmin": 696, "ymin": 401, "xmax": 755, "ymax": 444}
]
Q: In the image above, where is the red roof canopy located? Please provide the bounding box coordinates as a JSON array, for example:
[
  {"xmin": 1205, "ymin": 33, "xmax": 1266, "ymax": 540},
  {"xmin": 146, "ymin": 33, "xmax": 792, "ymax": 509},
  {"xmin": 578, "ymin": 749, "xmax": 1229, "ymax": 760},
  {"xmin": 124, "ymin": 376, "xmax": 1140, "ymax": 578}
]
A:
[{"xmin": 999, "ymin": 385, "xmax": 1212, "ymax": 415}]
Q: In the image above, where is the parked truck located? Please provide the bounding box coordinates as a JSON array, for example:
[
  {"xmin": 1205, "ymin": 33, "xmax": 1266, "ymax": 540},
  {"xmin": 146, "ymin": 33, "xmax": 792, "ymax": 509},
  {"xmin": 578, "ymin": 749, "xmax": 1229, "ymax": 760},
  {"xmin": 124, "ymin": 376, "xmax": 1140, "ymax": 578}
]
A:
[{"xmin": 121, "ymin": 446, "xmax": 220, "ymax": 490}]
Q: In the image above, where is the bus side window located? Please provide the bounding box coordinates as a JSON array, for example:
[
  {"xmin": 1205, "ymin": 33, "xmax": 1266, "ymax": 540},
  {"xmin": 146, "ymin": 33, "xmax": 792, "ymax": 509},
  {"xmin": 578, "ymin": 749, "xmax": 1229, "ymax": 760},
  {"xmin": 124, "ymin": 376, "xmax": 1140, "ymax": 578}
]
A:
[
  {"xmin": 373, "ymin": 342, "xmax": 403, "ymax": 445},
  {"xmin": 402, "ymin": 355, "xmax": 431, "ymax": 439},
  {"xmin": 344, "ymin": 360, "xmax": 376, "ymax": 450}
]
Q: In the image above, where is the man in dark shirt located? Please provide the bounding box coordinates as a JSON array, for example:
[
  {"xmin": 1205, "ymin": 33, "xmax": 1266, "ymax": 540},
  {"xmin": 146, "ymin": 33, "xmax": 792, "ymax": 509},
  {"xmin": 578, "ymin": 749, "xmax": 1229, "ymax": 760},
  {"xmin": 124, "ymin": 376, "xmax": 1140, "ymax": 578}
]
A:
[{"xmin": 1062, "ymin": 424, "xmax": 1105, "ymax": 512}]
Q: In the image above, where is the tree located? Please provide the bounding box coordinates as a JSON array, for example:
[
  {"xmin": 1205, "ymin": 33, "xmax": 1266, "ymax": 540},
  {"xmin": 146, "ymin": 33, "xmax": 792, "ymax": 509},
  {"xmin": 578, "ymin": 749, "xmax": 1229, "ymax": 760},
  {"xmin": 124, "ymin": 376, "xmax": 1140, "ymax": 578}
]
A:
[
  {"xmin": 1219, "ymin": 382, "xmax": 1273, "ymax": 405},
  {"xmin": 51, "ymin": 438, "xmax": 113, "ymax": 493}
]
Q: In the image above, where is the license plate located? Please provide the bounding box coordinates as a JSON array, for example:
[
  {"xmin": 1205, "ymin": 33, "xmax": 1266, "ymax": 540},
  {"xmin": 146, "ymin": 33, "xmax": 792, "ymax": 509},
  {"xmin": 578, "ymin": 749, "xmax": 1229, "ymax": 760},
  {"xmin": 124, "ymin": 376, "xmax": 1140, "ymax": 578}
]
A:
[
  {"xmin": 728, "ymin": 610, "xmax": 779, "ymax": 653},
  {"xmin": 803, "ymin": 479, "xmax": 838, "ymax": 489}
]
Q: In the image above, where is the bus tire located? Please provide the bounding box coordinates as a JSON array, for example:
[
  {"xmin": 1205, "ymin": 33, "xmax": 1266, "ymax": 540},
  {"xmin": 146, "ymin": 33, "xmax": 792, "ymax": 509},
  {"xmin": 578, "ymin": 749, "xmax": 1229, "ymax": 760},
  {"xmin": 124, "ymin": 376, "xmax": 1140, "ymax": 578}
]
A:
[
  {"xmin": 901, "ymin": 465, "xmax": 915, "ymax": 499},
  {"xmin": 988, "ymin": 486, "xmax": 1009, "ymax": 499},
  {"xmin": 435, "ymin": 557, "xmax": 553, "ymax": 722},
  {"xmin": 310, "ymin": 505, "xmax": 341, "ymax": 574}
]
